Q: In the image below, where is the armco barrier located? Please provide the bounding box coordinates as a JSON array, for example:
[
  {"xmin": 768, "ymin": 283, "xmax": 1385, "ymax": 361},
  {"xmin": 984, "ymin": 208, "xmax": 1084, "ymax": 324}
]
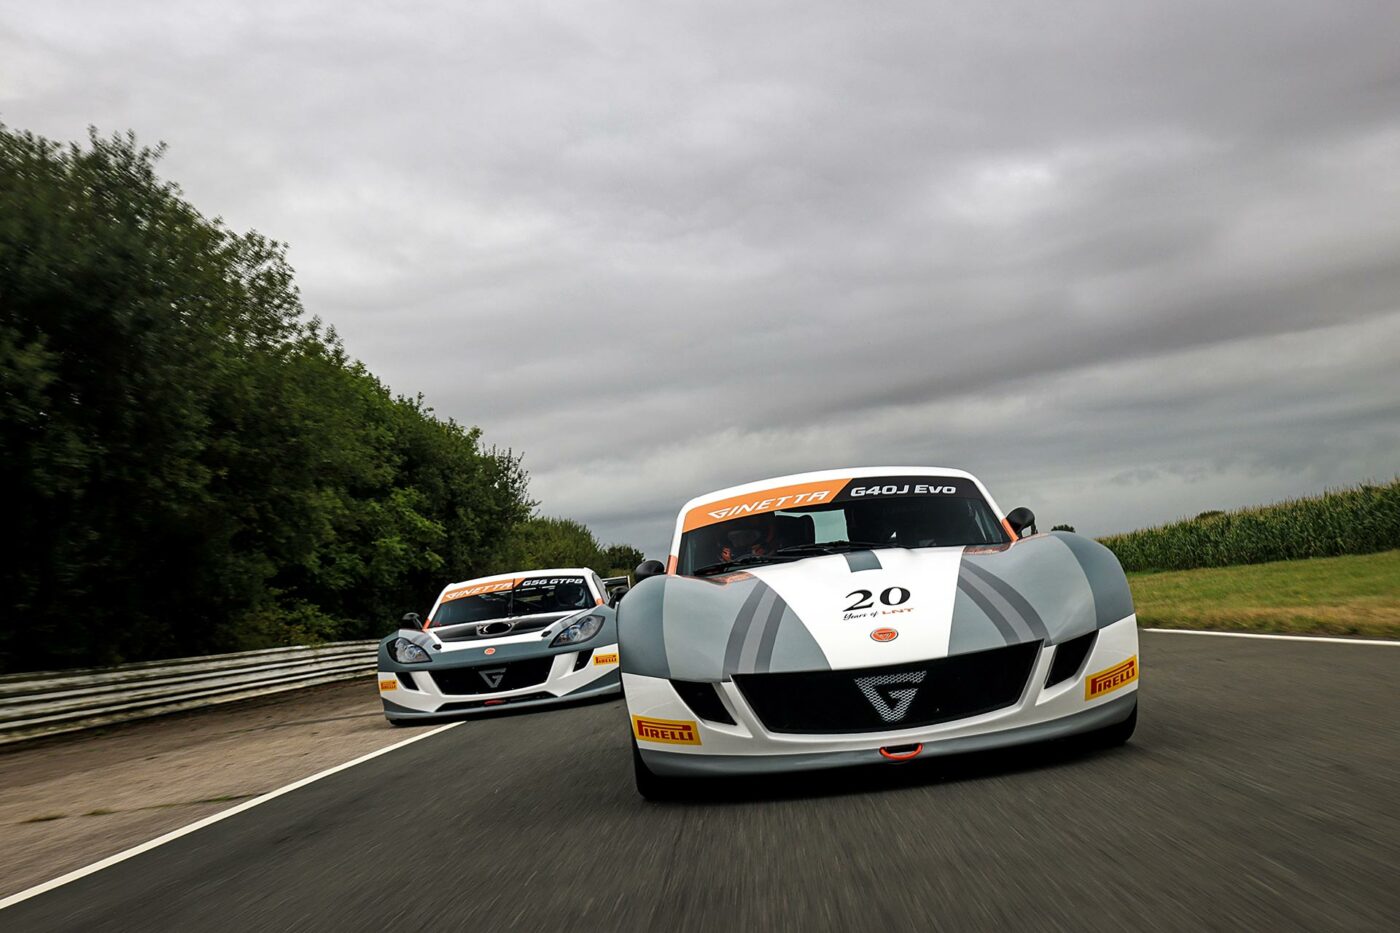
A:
[{"xmin": 0, "ymin": 641, "xmax": 379, "ymax": 745}]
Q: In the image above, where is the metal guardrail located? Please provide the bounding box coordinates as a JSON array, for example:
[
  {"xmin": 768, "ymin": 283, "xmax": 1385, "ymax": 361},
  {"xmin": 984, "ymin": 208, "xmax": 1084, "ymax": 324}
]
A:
[{"xmin": 0, "ymin": 641, "xmax": 379, "ymax": 745}]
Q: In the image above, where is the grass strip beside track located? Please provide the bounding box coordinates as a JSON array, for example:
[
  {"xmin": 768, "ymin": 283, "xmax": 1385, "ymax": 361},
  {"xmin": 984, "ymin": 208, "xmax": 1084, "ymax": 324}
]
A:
[{"xmin": 1129, "ymin": 549, "xmax": 1400, "ymax": 639}]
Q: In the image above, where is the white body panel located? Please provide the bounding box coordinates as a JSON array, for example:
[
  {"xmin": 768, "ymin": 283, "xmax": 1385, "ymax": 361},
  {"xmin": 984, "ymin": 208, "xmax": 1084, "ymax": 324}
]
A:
[{"xmin": 744, "ymin": 548, "xmax": 965, "ymax": 668}]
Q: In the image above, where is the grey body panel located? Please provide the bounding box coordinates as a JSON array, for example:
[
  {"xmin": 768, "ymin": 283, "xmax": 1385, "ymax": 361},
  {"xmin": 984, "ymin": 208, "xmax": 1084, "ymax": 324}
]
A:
[
  {"xmin": 639, "ymin": 694, "xmax": 1136, "ymax": 776},
  {"xmin": 957, "ymin": 533, "xmax": 1107, "ymax": 646},
  {"xmin": 618, "ymin": 575, "xmax": 829, "ymax": 681},
  {"xmin": 1052, "ymin": 531, "xmax": 1136, "ymax": 629},
  {"xmin": 619, "ymin": 531, "xmax": 1131, "ymax": 681}
]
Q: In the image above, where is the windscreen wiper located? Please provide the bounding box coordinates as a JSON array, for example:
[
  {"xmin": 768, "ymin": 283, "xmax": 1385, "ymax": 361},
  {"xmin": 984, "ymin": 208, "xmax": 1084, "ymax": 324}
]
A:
[
  {"xmin": 691, "ymin": 553, "xmax": 799, "ymax": 577},
  {"xmin": 770, "ymin": 540, "xmax": 899, "ymax": 556}
]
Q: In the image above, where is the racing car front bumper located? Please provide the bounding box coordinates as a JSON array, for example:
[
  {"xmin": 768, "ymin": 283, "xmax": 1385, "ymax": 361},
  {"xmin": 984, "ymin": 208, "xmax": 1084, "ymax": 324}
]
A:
[
  {"xmin": 626, "ymin": 614, "xmax": 1139, "ymax": 776},
  {"xmin": 379, "ymin": 641, "xmax": 621, "ymax": 721}
]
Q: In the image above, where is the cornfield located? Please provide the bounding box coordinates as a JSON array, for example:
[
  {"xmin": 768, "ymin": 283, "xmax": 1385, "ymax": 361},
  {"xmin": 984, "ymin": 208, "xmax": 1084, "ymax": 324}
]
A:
[{"xmin": 1098, "ymin": 479, "xmax": 1400, "ymax": 573}]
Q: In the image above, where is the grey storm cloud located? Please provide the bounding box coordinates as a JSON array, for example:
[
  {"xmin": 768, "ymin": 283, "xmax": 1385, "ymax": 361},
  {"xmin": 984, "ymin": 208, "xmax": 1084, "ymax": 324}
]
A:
[{"xmin": 4, "ymin": 0, "xmax": 1398, "ymax": 557}]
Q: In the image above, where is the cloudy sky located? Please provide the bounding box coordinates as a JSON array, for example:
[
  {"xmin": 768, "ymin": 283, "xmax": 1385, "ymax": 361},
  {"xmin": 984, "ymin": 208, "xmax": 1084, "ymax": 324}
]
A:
[{"xmin": 4, "ymin": 1, "xmax": 1398, "ymax": 555}]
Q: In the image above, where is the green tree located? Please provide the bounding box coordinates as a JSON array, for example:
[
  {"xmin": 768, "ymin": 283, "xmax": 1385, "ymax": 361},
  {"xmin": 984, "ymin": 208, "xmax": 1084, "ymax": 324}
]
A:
[
  {"xmin": 598, "ymin": 543, "xmax": 644, "ymax": 578},
  {"xmin": 0, "ymin": 126, "xmax": 555, "ymax": 671},
  {"xmin": 498, "ymin": 517, "xmax": 604, "ymax": 571}
]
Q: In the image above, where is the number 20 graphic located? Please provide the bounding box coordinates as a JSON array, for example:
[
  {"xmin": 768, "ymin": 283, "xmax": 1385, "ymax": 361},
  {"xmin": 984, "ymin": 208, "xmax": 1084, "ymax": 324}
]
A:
[{"xmin": 844, "ymin": 587, "xmax": 911, "ymax": 612}]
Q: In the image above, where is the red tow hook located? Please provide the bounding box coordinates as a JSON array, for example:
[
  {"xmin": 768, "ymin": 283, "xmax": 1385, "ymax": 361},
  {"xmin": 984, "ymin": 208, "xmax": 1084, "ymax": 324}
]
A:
[{"xmin": 879, "ymin": 743, "xmax": 923, "ymax": 762}]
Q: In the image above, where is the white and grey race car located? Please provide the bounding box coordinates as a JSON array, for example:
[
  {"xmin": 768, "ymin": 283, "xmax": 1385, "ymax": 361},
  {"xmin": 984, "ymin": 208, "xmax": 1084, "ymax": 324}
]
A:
[
  {"xmin": 377, "ymin": 568, "xmax": 624, "ymax": 723},
  {"xmin": 619, "ymin": 467, "xmax": 1139, "ymax": 798}
]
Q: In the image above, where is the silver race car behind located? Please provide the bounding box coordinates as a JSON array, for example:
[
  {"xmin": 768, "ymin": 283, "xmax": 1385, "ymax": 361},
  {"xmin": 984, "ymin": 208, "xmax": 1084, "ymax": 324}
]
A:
[{"xmin": 378, "ymin": 568, "xmax": 624, "ymax": 722}]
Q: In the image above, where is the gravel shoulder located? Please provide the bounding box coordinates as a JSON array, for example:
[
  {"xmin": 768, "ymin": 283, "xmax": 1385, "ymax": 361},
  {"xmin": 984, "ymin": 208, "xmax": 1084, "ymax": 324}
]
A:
[{"xmin": 0, "ymin": 677, "xmax": 400, "ymax": 900}]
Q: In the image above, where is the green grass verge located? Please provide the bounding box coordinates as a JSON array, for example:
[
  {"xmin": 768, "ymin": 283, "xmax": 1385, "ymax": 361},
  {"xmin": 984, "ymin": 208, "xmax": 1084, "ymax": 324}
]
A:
[{"xmin": 1129, "ymin": 549, "xmax": 1400, "ymax": 639}]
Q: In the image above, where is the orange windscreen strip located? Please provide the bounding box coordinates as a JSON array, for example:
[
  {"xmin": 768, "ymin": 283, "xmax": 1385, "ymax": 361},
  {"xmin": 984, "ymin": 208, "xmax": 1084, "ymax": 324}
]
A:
[
  {"xmin": 1001, "ymin": 519, "xmax": 1019, "ymax": 542},
  {"xmin": 666, "ymin": 555, "xmax": 678, "ymax": 574},
  {"xmin": 438, "ymin": 578, "xmax": 521, "ymax": 604},
  {"xmin": 681, "ymin": 479, "xmax": 852, "ymax": 532}
]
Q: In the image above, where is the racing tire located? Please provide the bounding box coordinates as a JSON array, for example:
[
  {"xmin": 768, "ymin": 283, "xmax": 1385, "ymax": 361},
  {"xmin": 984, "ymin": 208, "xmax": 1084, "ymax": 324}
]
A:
[
  {"xmin": 632, "ymin": 737, "xmax": 688, "ymax": 801},
  {"xmin": 1092, "ymin": 700, "xmax": 1137, "ymax": 748}
]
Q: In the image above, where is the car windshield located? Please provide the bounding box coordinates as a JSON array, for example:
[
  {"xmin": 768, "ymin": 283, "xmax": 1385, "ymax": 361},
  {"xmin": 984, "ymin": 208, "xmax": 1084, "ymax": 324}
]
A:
[
  {"xmin": 678, "ymin": 476, "xmax": 1010, "ymax": 575},
  {"xmin": 430, "ymin": 576, "xmax": 595, "ymax": 627}
]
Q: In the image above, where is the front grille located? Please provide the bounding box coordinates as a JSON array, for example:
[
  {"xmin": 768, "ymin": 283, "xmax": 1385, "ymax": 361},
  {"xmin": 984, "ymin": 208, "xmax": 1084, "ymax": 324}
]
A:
[
  {"xmin": 430, "ymin": 656, "xmax": 555, "ymax": 695},
  {"xmin": 733, "ymin": 642, "xmax": 1040, "ymax": 734}
]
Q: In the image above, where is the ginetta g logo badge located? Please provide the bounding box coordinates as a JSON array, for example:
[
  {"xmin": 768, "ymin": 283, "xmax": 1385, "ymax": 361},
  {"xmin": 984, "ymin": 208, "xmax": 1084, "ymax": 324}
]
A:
[
  {"xmin": 478, "ymin": 667, "xmax": 507, "ymax": 689},
  {"xmin": 870, "ymin": 628, "xmax": 899, "ymax": 642},
  {"xmin": 855, "ymin": 671, "xmax": 926, "ymax": 722}
]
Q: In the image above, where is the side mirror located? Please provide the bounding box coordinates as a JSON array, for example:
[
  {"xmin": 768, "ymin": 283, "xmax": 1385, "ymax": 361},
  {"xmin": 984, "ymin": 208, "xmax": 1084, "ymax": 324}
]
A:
[
  {"xmin": 634, "ymin": 559, "xmax": 667, "ymax": 583},
  {"xmin": 608, "ymin": 586, "xmax": 630, "ymax": 607},
  {"xmin": 400, "ymin": 612, "xmax": 423, "ymax": 630},
  {"xmin": 1005, "ymin": 507, "xmax": 1037, "ymax": 537}
]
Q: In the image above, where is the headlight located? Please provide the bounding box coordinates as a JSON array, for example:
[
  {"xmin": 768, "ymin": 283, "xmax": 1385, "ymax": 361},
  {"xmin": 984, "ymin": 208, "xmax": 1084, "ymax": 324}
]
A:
[
  {"xmin": 391, "ymin": 637, "xmax": 431, "ymax": 664},
  {"xmin": 551, "ymin": 614, "xmax": 604, "ymax": 647}
]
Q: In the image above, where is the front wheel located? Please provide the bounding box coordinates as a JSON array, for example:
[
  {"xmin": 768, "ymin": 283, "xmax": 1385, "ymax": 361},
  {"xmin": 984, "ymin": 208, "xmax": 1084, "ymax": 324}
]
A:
[
  {"xmin": 632, "ymin": 737, "xmax": 689, "ymax": 801},
  {"xmin": 1092, "ymin": 700, "xmax": 1137, "ymax": 747}
]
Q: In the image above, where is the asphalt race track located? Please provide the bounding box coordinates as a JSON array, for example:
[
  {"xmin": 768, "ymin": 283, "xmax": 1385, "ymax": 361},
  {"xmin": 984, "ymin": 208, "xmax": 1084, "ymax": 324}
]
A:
[{"xmin": 5, "ymin": 632, "xmax": 1397, "ymax": 932}]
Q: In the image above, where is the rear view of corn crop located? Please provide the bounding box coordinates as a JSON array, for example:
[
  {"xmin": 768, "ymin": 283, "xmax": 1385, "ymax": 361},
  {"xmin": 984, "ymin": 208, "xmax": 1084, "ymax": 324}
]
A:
[{"xmin": 1099, "ymin": 480, "xmax": 1400, "ymax": 573}]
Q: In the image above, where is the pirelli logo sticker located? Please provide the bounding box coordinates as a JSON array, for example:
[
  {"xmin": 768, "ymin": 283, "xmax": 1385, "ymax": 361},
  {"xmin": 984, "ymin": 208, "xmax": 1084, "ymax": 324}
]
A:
[
  {"xmin": 1085, "ymin": 656, "xmax": 1138, "ymax": 700},
  {"xmin": 632, "ymin": 715, "xmax": 701, "ymax": 745},
  {"xmin": 593, "ymin": 652, "xmax": 619, "ymax": 666}
]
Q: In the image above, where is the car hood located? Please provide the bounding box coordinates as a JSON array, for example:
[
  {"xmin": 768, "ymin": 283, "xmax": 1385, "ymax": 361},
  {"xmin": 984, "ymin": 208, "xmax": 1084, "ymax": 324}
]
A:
[
  {"xmin": 617, "ymin": 531, "xmax": 1132, "ymax": 681},
  {"xmin": 384, "ymin": 608, "xmax": 608, "ymax": 661}
]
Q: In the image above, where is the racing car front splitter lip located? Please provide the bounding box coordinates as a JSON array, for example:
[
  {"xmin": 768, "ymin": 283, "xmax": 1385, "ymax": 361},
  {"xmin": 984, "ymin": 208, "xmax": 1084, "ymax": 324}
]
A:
[
  {"xmin": 638, "ymin": 693, "xmax": 1135, "ymax": 776},
  {"xmin": 382, "ymin": 672, "xmax": 621, "ymax": 721}
]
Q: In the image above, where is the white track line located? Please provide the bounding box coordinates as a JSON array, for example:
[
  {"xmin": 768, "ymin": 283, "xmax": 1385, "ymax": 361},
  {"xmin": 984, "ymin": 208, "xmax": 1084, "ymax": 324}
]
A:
[
  {"xmin": 0, "ymin": 721, "xmax": 462, "ymax": 911},
  {"xmin": 1144, "ymin": 628, "xmax": 1400, "ymax": 647}
]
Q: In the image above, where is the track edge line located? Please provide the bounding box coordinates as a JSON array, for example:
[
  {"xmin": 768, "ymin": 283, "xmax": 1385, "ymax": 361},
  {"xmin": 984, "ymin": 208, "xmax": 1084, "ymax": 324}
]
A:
[
  {"xmin": 0, "ymin": 721, "xmax": 462, "ymax": 911},
  {"xmin": 1143, "ymin": 628, "xmax": 1400, "ymax": 646}
]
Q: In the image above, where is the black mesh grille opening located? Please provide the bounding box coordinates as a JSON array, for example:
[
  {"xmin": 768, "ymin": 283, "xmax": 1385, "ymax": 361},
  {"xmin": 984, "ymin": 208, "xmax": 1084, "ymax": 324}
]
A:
[
  {"xmin": 430, "ymin": 656, "xmax": 555, "ymax": 695},
  {"xmin": 734, "ymin": 642, "xmax": 1039, "ymax": 734},
  {"xmin": 573, "ymin": 649, "xmax": 593, "ymax": 671},
  {"xmin": 396, "ymin": 671, "xmax": 419, "ymax": 690},
  {"xmin": 1046, "ymin": 631, "xmax": 1097, "ymax": 686},
  {"xmin": 439, "ymin": 692, "xmax": 553, "ymax": 712},
  {"xmin": 671, "ymin": 680, "xmax": 737, "ymax": 725}
]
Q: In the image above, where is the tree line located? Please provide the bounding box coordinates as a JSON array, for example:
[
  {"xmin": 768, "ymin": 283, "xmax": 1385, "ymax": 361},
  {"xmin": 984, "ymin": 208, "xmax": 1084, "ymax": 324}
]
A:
[{"xmin": 0, "ymin": 127, "xmax": 638, "ymax": 673}]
